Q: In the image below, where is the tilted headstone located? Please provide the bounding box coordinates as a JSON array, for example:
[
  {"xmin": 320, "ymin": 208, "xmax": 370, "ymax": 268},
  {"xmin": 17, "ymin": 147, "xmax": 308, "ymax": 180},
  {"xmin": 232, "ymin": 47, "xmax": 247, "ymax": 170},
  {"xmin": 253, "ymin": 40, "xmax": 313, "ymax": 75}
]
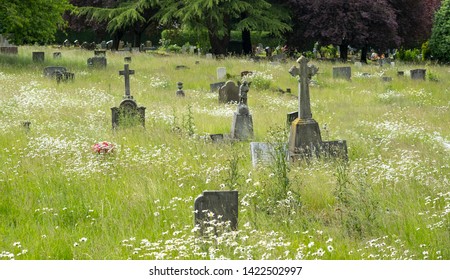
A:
[
  {"xmin": 210, "ymin": 82, "xmax": 225, "ymax": 92},
  {"xmin": 32, "ymin": 52, "xmax": 45, "ymax": 62},
  {"xmin": 217, "ymin": 67, "xmax": 226, "ymax": 80},
  {"xmin": 410, "ymin": 69, "xmax": 426, "ymax": 80},
  {"xmin": 87, "ymin": 57, "xmax": 107, "ymax": 68},
  {"xmin": 288, "ymin": 55, "xmax": 347, "ymax": 160},
  {"xmin": 194, "ymin": 190, "xmax": 238, "ymax": 235},
  {"xmin": 111, "ymin": 64, "xmax": 145, "ymax": 128},
  {"xmin": 218, "ymin": 81, "xmax": 239, "ymax": 103},
  {"xmin": 333, "ymin": 66, "xmax": 351, "ymax": 80},
  {"xmin": 230, "ymin": 81, "xmax": 253, "ymax": 140}
]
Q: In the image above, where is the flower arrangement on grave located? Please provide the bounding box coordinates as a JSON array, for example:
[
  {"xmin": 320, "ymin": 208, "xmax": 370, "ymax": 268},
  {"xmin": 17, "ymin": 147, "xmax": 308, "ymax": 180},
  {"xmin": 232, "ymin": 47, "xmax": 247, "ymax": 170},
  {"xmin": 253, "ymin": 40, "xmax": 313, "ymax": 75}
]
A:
[{"xmin": 91, "ymin": 141, "xmax": 115, "ymax": 154}]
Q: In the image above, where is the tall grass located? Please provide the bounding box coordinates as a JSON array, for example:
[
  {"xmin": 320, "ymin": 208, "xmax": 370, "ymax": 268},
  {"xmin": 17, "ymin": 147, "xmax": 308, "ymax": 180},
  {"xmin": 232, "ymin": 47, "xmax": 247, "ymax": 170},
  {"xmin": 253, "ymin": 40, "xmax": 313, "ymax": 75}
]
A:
[{"xmin": 0, "ymin": 46, "xmax": 449, "ymax": 260}]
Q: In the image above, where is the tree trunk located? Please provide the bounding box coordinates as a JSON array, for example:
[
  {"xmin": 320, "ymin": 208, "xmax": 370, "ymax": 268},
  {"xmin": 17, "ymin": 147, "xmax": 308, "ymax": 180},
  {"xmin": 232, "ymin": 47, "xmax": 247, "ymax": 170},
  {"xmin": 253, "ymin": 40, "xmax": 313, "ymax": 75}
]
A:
[
  {"xmin": 112, "ymin": 31, "xmax": 123, "ymax": 51},
  {"xmin": 242, "ymin": 28, "xmax": 252, "ymax": 55},
  {"xmin": 133, "ymin": 31, "xmax": 142, "ymax": 48},
  {"xmin": 208, "ymin": 29, "xmax": 230, "ymax": 56},
  {"xmin": 360, "ymin": 46, "xmax": 368, "ymax": 64},
  {"xmin": 339, "ymin": 43, "xmax": 348, "ymax": 61}
]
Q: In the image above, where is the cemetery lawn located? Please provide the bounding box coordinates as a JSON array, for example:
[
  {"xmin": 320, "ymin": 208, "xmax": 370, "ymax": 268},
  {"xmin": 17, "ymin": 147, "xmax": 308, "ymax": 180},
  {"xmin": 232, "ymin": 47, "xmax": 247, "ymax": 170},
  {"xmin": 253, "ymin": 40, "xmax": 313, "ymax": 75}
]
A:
[{"xmin": 0, "ymin": 46, "xmax": 449, "ymax": 260}]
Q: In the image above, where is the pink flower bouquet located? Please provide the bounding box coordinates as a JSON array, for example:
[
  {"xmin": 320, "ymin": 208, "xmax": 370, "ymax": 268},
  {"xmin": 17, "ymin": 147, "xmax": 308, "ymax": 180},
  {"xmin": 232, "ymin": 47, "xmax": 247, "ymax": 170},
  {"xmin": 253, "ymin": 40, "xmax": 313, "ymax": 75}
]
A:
[{"xmin": 92, "ymin": 141, "xmax": 115, "ymax": 154}]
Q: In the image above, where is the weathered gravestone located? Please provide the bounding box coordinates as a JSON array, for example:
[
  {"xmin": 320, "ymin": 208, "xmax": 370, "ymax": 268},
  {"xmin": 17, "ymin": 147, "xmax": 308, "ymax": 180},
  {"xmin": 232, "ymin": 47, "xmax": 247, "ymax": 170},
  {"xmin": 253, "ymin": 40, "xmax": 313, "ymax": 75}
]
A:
[
  {"xmin": 194, "ymin": 190, "xmax": 238, "ymax": 235},
  {"xmin": 218, "ymin": 81, "xmax": 239, "ymax": 103},
  {"xmin": 94, "ymin": 50, "xmax": 106, "ymax": 57},
  {"xmin": 250, "ymin": 142, "xmax": 275, "ymax": 167},
  {"xmin": 53, "ymin": 52, "xmax": 62, "ymax": 59},
  {"xmin": 43, "ymin": 66, "xmax": 74, "ymax": 83},
  {"xmin": 230, "ymin": 81, "xmax": 253, "ymax": 140},
  {"xmin": 333, "ymin": 66, "xmax": 351, "ymax": 80},
  {"xmin": 217, "ymin": 67, "xmax": 226, "ymax": 80},
  {"xmin": 87, "ymin": 56, "xmax": 107, "ymax": 68},
  {"xmin": 32, "ymin": 52, "xmax": 45, "ymax": 62},
  {"xmin": 206, "ymin": 53, "xmax": 213, "ymax": 59},
  {"xmin": 410, "ymin": 69, "xmax": 426, "ymax": 80},
  {"xmin": 288, "ymin": 55, "xmax": 347, "ymax": 160},
  {"xmin": 124, "ymin": 56, "xmax": 131, "ymax": 63},
  {"xmin": 111, "ymin": 64, "xmax": 146, "ymax": 128},
  {"xmin": 0, "ymin": 47, "xmax": 18, "ymax": 55}
]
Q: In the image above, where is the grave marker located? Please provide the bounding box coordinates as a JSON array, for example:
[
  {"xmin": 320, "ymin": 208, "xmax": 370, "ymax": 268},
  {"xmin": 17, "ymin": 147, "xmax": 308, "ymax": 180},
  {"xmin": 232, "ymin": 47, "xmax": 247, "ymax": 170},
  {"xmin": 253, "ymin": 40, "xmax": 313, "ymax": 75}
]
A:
[
  {"xmin": 288, "ymin": 55, "xmax": 347, "ymax": 160},
  {"xmin": 333, "ymin": 66, "xmax": 351, "ymax": 80},
  {"xmin": 111, "ymin": 64, "xmax": 145, "ymax": 128},
  {"xmin": 217, "ymin": 67, "xmax": 227, "ymax": 80},
  {"xmin": 194, "ymin": 190, "xmax": 238, "ymax": 235},
  {"xmin": 0, "ymin": 47, "xmax": 18, "ymax": 55},
  {"xmin": 32, "ymin": 52, "xmax": 45, "ymax": 62},
  {"xmin": 176, "ymin": 82, "xmax": 185, "ymax": 97},
  {"xmin": 87, "ymin": 57, "xmax": 107, "ymax": 68},
  {"xmin": 218, "ymin": 81, "xmax": 239, "ymax": 103},
  {"xmin": 231, "ymin": 81, "xmax": 253, "ymax": 140},
  {"xmin": 53, "ymin": 52, "xmax": 62, "ymax": 59},
  {"xmin": 410, "ymin": 69, "xmax": 426, "ymax": 80}
]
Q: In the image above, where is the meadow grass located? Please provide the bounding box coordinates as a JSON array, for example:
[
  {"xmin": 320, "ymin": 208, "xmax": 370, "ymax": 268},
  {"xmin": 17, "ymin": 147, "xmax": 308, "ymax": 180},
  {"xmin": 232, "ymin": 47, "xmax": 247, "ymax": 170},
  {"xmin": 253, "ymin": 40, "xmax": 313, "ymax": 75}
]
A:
[{"xmin": 0, "ymin": 46, "xmax": 449, "ymax": 260}]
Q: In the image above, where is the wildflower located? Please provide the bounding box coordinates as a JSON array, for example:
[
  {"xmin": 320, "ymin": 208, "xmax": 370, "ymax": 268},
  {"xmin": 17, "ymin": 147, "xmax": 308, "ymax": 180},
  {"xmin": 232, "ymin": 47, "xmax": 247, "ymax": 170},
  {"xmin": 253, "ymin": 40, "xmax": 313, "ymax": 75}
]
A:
[
  {"xmin": 326, "ymin": 237, "xmax": 333, "ymax": 243},
  {"xmin": 74, "ymin": 242, "xmax": 79, "ymax": 247},
  {"xmin": 79, "ymin": 237, "xmax": 87, "ymax": 242},
  {"xmin": 327, "ymin": 245, "xmax": 334, "ymax": 252},
  {"xmin": 308, "ymin": 242, "xmax": 314, "ymax": 248}
]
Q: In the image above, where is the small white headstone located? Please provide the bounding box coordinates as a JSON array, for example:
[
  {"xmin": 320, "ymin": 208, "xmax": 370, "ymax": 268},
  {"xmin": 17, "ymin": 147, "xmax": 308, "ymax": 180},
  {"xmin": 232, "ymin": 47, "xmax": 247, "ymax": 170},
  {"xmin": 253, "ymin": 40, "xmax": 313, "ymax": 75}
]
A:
[
  {"xmin": 206, "ymin": 53, "xmax": 213, "ymax": 59},
  {"xmin": 390, "ymin": 62, "xmax": 396, "ymax": 67},
  {"xmin": 354, "ymin": 62, "xmax": 362, "ymax": 67},
  {"xmin": 217, "ymin": 67, "xmax": 227, "ymax": 80},
  {"xmin": 250, "ymin": 142, "xmax": 274, "ymax": 167}
]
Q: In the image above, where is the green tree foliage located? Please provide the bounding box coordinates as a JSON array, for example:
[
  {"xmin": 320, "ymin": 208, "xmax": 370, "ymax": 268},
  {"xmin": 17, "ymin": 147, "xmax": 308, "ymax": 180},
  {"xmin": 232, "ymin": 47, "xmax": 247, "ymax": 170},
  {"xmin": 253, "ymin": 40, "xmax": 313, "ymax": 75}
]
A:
[
  {"xmin": 429, "ymin": 0, "xmax": 450, "ymax": 62},
  {"xmin": 77, "ymin": 0, "xmax": 159, "ymax": 48},
  {"xmin": 0, "ymin": 0, "xmax": 72, "ymax": 44},
  {"xmin": 156, "ymin": 0, "xmax": 291, "ymax": 55}
]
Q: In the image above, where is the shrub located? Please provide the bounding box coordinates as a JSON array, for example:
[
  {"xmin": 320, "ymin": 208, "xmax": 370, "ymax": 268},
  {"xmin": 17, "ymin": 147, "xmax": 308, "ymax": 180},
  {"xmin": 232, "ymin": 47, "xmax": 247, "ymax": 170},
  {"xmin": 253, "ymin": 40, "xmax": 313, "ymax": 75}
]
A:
[{"xmin": 429, "ymin": 0, "xmax": 450, "ymax": 62}]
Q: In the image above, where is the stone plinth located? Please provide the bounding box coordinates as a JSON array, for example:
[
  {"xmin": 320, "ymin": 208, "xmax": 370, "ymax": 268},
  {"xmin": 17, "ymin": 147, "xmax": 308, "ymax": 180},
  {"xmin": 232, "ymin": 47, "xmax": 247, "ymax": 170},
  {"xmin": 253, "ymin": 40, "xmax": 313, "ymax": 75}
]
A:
[
  {"xmin": 288, "ymin": 118, "xmax": 323, "ymax": 158},
  {"xmin": 194, "ymin": 190, "xmax": 238, "ymax": 235}
]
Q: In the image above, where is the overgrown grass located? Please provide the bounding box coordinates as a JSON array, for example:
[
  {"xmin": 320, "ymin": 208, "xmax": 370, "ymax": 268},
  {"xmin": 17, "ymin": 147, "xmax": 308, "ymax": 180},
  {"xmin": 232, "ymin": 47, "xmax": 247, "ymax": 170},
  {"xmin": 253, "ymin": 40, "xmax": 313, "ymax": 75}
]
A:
[{"xmin": 0, "ymin": 46, "xmax": 449, "ymax": 260}]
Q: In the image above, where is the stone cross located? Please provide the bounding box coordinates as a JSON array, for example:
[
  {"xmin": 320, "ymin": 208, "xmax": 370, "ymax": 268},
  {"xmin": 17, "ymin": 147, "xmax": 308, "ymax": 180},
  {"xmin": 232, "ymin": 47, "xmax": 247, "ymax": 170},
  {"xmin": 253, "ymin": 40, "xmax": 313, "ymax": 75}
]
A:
[
  {"xmin": 119, "ymin": 64, "xmax": 135, "ymax": 98},
  {"xmin": 288, "ymin": 56, "xmax": 318, "ymax": 120}
]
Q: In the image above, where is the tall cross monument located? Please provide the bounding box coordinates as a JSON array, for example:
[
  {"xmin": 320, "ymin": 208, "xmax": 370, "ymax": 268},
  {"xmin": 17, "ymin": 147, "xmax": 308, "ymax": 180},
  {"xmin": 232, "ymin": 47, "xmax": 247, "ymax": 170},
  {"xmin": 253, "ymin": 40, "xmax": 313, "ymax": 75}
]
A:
[
  {"xmin": 119, "ymin": 64, "xmax": 135, "ymax": 99},
  {"xmin": 287, "ymin": 55, "xmax": 322, "ymax": 158}
]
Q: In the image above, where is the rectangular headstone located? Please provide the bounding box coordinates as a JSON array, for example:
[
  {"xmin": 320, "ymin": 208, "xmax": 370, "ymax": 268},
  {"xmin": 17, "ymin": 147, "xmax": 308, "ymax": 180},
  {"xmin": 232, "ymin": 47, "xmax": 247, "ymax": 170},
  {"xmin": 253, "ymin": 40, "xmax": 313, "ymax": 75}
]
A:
[
  {"xmin": 250, "ymin": 142, "xmax": 275, "ymax": 167},
  {"xmin": 206, "ymin": 53, "xmax": 213, "ymax": 59},
  {"xmin": 194, "ymin": 190, "xmax": 238, "ymax": 234},
  {"xmin": 410, "ymin": 69, "xmax": 426, "ymax": 80},
  {"xmin": 32, "ymin": 52, "xmax": 45, "ymax": 62},
  {"xmin": 87, "ymin": 57, "xmax": 107, "ymax": 68},
  {"xmin": 333, "ymin": 66, "xmax": 351, "ymax": 80},
  {"xmin": 354, "ymin": 62, "xmax": 362, "ymax": 67},
  {"xmin": 0, "ymin": 47, "xmax": 18, "ymax": 55},
  {"xmin": 94, "ymin": 50, "xmax": 106, "ymax": 57},
  {"xmin": 43, "ymin": 66, "xmax": 67, "ymax": 77},
  {"xmin": 217, "ymin": 67, "xmax": 226, "ymax": 80}
]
